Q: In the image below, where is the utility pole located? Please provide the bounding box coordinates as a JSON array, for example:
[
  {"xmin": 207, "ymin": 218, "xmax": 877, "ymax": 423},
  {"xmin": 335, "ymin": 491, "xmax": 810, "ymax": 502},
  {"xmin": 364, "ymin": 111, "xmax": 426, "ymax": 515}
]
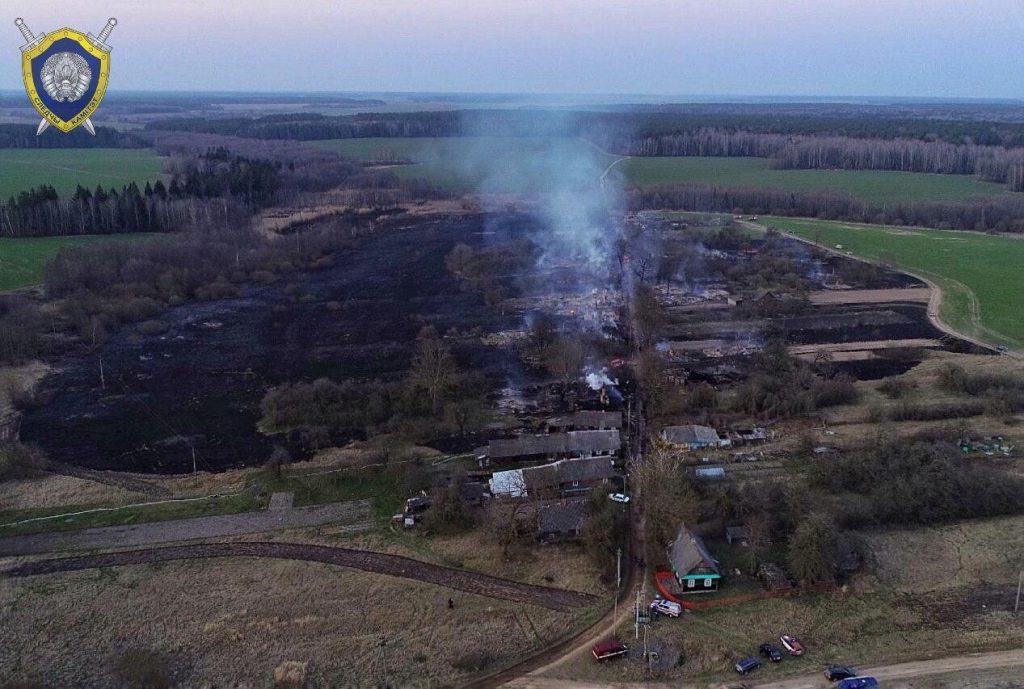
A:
[
  {"xmin": 1015, "ymin": 569, "xmax": 1023, "ymax": 615},
  {"xmin": 99, "ymin": 358, "xmax": 105, "ymax": 390},
  {"xmin": 191, "ymin": 446, "xmax": 198, "ymax": 475},
  {"xmin": 377, "ymin": 634, "xmax": 389, "ymax": 689},
  {"xmin": 634, "ymin": 587, "xmax": 641, "ymax": 640},
  {"xmin": 615, "ymin": 547, "xmax": 621, "ymax": 616}
]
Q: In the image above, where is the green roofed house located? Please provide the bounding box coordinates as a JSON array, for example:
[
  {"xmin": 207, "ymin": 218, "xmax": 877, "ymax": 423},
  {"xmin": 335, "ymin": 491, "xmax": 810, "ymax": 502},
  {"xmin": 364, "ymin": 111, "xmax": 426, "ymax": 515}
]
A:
[{"xmin": 667, "ymin": 523, "xmax": 721, "ymax": 594}]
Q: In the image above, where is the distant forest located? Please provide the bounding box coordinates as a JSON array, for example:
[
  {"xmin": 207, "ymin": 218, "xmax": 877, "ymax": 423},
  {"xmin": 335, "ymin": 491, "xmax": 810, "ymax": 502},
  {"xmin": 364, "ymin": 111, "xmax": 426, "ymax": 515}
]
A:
[
  {"xmin": 148, "ymin": 109, "xmax": 1024, "ymax": 190},
  {"xmin": 0, "ymin": 124, "xmax": 144, "ymax": 148}
]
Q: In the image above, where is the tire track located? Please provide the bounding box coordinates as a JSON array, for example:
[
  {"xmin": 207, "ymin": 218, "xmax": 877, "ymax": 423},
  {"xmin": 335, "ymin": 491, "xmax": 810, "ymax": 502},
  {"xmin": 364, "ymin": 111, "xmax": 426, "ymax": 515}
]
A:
[{"xmin": 0, "ymin": 541, "xmax": 599, "ymax": 612}]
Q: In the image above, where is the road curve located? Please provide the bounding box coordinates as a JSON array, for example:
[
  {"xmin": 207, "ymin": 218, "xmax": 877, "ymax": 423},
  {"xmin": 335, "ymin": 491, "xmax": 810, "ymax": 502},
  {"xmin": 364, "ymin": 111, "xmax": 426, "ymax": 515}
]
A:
[{"xmin": 0, "ymin": 541, "xmax": 599, "ymax": 612}]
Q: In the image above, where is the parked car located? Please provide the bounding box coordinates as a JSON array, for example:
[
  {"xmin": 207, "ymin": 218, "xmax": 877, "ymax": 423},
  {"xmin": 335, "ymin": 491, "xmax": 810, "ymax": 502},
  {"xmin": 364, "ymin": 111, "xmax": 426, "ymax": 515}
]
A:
[
  {"xmin": 758, "ymin": 643, "xmax": 783, "ymax": 662},
  {"xmin": 837, "ymin": 677, "xmax": 879, "ymax": 689},
  {"xmin": 650, "ymin": 598, "xmax": 682, "ymax": 618},
  {"xmin": 734, "ymin": 656, "xmax": 761, "ymax": 675},
  {"xmin": 825, "ymin": 665, "xmax": 858, "ymax": 681},
  {"xmin": 608, "ymin": 492, "xmax": 630, "ymax": 503},
  {"xmin": 780, "ymin": 634, "xmax": 805, "ymax": 656},
  {"xmin": 592, "ymin": 639, "xmax": 628, "ymax": 662}
]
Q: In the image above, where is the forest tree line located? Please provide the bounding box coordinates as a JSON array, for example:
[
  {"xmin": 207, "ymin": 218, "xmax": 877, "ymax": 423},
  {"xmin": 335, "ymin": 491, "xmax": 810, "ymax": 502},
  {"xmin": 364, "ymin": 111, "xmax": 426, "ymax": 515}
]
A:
[
  {"xmin": 0, "ymin": 123, "xmax": 142, "ymax": 148},
  {"xmin": 628, "ymin": 183, "xmax": 1024, "ymax": 233},
  {"xmin": 0, "ymin": 149, "xmax": 282, "ymax": 238},
  {"xmin": 147, "ymin": 110, "xmax": 1024, "ymax": 189}
]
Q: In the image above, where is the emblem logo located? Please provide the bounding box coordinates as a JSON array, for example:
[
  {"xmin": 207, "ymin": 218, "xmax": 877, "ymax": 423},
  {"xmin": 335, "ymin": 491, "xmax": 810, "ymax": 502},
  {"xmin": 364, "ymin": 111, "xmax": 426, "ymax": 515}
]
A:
[{"xmin": 14, "ymin": 17, "xmax": 117, "ymax": 135}]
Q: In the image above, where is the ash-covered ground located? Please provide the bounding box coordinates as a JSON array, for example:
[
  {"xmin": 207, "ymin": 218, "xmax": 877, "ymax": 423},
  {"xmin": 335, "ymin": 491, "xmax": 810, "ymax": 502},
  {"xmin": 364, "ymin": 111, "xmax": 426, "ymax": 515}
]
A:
[{"xmin": 21, "ymin": 215, "xmax": 545, "ymax": 473}]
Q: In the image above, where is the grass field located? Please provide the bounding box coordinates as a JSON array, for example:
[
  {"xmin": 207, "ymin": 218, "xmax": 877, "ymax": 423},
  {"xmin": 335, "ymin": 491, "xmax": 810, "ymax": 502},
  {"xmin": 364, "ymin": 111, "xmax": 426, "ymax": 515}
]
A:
[
  {"xmin": 621, "ymin": 156, "xmax": 1011, "ymax": 204},
  {"xmin": 0, "ymin": 148, "xmax": 164, "ymax": 199},
  {"xmin": 0, "ymin": 234, "xmax": 150, "ymax": 291},
  {"xmin": 765, "ymin": 217, "xmax": 1024, "ymax": 349},
  {"xmin": 312, "ymin": 136, "xmax": 618, "ymax": 192},
  {"xmin": 313, "ymin": 138, "xmax": 1010, "ymax": 204}
]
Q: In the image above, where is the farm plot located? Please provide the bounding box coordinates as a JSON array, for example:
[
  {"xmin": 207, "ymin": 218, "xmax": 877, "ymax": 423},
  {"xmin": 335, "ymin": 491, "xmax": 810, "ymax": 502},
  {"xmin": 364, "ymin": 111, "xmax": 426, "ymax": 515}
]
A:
[
  {"xmin": 767, "ymin": 217, "xmax": 1024, "ymax": 349},
  {"xmin": 620, "ymin": 156, "xmax": 1010, "ymax": 204},
  {"xmin": 0, "ymin": 148, "xmax": 164, "ymax": 199},
  {"xmin": 0, "ymin": 556, "xmax": 583, "ymax": 687}
]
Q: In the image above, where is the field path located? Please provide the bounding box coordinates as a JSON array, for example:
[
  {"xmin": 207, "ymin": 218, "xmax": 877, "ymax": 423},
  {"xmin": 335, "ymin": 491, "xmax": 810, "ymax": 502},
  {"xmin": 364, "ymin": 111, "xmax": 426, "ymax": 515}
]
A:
[
  {"xmin": 0, "ymin": 499, "xmax": 372, "ymax": 557},
  {"xmin": 0, "ymin": 541, "xmax": 598, "ymax": 612}
]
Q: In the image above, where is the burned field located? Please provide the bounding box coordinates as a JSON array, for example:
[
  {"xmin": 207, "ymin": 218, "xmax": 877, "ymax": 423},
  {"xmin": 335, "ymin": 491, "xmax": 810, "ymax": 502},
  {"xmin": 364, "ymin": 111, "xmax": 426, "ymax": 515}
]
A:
[
  {"xmin": 638, "ymin": 215, "xmax": 989, "ymax": 387},
  {"xmin": 19, "ymin": 210, "xmax": 633, "ymax": 474},
  {"xmin": 19, "ymin": 214, "xmax": 547, "ymax": 473}
]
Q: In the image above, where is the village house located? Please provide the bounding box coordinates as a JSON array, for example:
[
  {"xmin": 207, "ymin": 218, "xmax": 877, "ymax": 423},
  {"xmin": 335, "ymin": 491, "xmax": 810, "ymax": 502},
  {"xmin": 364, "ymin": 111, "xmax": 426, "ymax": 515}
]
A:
[
  {"xmin": 725, "ymin": 525, "xmax": 752, "ymax": 546},
  {"xmin": 488, "ymin": 456, "xmax": 618, "ymax": 498},
  {"xmin": 661, "ymin": 425, "xmax": 731, "ymax": 451},
  {"xmin": 545, "ymin": 410, "xmax": 622, "ymax": 433},
  {"xmin": 485, "ymin": 429, "xmax": 620, "ymax": 462},
  {"xmin": 667, "ymin": 523, "xmax": 721, "ymax": 594},
  {"xmin": 536, "ymin": 499, "xmax": 588, "ymax": 542}
]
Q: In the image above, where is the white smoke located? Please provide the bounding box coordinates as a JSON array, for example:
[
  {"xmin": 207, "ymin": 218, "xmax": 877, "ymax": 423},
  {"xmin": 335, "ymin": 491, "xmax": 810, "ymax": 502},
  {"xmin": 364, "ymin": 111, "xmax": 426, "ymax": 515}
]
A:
[{"xmin": 585, "ymin": 369, "xmax": 617, "ymax": 391}]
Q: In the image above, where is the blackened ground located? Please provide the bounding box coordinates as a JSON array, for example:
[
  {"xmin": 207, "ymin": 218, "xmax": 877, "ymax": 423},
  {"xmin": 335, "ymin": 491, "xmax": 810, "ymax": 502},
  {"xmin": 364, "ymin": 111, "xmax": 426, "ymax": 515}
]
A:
[{"xmin": 21, "ymin": 215, "xmax": 536, "ymax": 473}]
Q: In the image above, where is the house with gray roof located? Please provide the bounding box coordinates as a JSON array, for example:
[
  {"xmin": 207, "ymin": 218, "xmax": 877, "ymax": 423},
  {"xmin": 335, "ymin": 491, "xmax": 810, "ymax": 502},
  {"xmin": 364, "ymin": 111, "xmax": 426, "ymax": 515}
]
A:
[
  {"xmin": 489, "ymin": 456, "xmax": 618, "ymax": 498},
  {"xmin": 661, "ymin": 425, "xmax": 730, "ymax": 451},
  {"xmin": 487, "ymin": 429, "xmax": 620, "ymax": 462},
  {"xmin": 667, "ymin": 522, "xmax": 721, "ymax": 594},
  {"xmin": 537, "ymin": 500, "xmax": 588, "ymax": 542},
  {"xmin": 546, "ymin": 410, "xmax": 622, "ymax": 432}
]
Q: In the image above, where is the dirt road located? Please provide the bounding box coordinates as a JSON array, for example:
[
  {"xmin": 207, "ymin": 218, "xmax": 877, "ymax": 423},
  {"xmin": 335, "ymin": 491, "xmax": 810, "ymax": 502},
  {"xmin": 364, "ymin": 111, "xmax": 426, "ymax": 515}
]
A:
[
  {"xmin": 0, "ymin": 499, "xmax": 371, "ymax": 557},
  {"xmin": 0, "ymin": 541, "xmax": 598, "ymax": 612},
  {"xmin": 498, "ymin": 648, "xmax": 1024, "ymax": 688}
]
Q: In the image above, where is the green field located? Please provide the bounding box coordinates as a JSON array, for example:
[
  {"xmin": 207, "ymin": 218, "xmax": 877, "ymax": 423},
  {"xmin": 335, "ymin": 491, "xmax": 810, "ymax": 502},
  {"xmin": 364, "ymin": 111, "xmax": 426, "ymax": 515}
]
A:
[
  {"xmin": 621, "ymin": 156, "xmax": 1011, "ymax": 204},
  {"xmin": 0, "ymin": 234, "xmax": 150, "ymax": 291},
  {"xmin": 766, "ymin": 217, "xmax": 1024, "ymax": 349},
  {"xmin": 312, "ymin": 137, "xmax": 619, "ymax": 192},
  {"xmin": 314, "ymin": 138, "xmax": 1011, "ymax": 204},
  {"xmin": 0, "ymin": 148, "xmax": 164, "ymax": 199}
]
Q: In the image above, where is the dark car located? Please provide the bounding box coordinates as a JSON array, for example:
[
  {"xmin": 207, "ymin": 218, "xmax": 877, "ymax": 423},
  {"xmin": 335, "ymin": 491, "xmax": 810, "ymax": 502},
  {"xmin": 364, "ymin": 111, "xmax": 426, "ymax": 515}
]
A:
[
  {"xmin": 825, "ymin": 665, "xmax": 858, "ymax": 681},
  {"xmin": 758, "ymin": 643, "xmax": 783, "ymax": 662},
  {"xmin": 734, "ymin": 656, "xmax": 761, "ymax": 675},
  {"xmin": 837, "ymin": 678, "xmax": 879, "ymax": 689}
]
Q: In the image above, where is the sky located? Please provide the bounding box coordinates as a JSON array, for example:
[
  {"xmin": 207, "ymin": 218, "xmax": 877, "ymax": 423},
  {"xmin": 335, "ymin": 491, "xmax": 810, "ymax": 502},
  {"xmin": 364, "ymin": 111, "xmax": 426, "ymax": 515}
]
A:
[{"xmin": 4, "ymin": 0, "xmax": 1024, "ymax": 98}]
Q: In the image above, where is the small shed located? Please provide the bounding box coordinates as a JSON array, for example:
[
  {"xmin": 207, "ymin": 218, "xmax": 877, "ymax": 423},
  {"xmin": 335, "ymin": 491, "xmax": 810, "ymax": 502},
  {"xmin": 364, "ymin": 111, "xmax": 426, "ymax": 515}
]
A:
[
  {"xmin": 725, "ymin": 525, "xmax": 752, "ymax": 546},
  {"xmin": 537, "ymin": 500, "xmax": 588, "ymax": 542}
]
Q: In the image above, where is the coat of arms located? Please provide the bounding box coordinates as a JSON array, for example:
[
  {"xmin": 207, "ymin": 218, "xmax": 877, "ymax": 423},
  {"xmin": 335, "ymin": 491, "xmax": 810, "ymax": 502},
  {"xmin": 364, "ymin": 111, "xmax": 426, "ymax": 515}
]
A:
[{"xmin": 14, "ymin": 17, "xmax": 117, "ymax": 135}]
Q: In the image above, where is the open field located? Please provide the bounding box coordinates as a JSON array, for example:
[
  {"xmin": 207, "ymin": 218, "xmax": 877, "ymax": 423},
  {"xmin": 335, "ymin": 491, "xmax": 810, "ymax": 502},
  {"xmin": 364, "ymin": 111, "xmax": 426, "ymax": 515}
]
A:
[
  {"xmin": 0, "ymin": 148, "xmax": 163, "ymax": 199},
  {"xmin": 0, "ymin": 234, "xmax": 152, "ymax": 291},
  {"xmin": 619, "ymin": 156, "xmax": 1011, "ymax": 204},
  {"xmin": 766, "ymin": 217, "xmax": 1024, "ymax": 349},
  {"xmin": 0, "ymin": 556, "xmax": 586, "ymax": 687},
  {"xmin": 313, "ymin": 136, "xmax": 619, "ymax": 191}
]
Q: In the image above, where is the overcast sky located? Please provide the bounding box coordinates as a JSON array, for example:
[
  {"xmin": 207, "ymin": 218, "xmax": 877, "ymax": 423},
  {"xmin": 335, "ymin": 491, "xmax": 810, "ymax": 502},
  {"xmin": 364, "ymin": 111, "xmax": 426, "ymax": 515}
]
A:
[{"xmin": 4, "ymin": 0, "xmax": 1024, "ymax": 98}]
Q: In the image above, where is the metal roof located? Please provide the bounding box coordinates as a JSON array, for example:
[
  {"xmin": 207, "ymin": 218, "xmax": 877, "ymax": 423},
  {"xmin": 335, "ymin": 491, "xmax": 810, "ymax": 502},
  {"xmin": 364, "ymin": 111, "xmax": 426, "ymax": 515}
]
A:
[
  {"xmin": 488, "ymin": 430, "xmax": 621, "ymax": 459},
  {"xmin": 662, "ymin": 425, "xmax": 722, "ymax": 445}
]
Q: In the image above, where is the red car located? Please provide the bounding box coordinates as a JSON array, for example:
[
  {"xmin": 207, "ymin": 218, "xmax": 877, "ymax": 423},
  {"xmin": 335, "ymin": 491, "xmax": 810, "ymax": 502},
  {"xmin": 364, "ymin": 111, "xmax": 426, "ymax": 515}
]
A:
[
  {"xmin": 780, "ymin": 634, "xmax": 804, "ymax": 656},
  {"xmin": 592, "ymin": 639, "xmax": 628, "ymax": 662}
]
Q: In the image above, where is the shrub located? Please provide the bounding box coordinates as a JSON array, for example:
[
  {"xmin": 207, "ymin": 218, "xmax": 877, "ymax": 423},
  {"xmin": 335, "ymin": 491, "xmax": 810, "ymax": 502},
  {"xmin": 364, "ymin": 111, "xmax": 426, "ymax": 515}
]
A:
[
  {"xmin": 451, "ymin": 650, "xmax": 493, "ymax": 672},
  {"xmin": 112, "ymin": 649, "xmax": 170, "ymax": 689}
]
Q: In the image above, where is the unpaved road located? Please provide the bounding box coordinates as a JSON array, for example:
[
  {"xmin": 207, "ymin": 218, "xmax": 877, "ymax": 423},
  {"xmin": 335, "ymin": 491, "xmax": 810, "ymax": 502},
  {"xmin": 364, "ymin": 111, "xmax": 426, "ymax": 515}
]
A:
[
  {"xmin": 499, "ymin": 648, "xmax": 1024, "ymax": 688},
  {"xmin": 0, "ymin": 499, "xmax": 371, "ymax": 557},
  {"xmin": 0, "ymin": 541, "xmax": 598, "ymax": 612}
]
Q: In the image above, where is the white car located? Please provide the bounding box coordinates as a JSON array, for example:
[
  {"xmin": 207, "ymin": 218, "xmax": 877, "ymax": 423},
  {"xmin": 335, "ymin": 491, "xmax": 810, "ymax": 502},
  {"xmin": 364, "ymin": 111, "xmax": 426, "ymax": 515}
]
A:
[
  {"xmin": 650, "ymin": 598, "xmax": 682, "ymax": 617},
  {"xmin": 608, "ymin": 492, "xmax": 630, "ymax": 504}
]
